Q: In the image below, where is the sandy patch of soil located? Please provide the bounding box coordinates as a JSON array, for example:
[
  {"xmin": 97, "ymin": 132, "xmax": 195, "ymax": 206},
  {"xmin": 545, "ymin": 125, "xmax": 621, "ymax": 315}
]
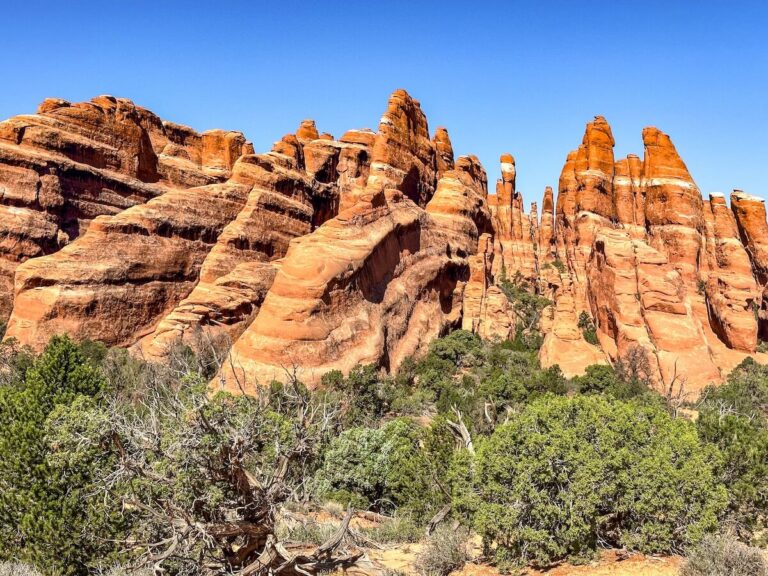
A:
[{"xmin": 456, "ymin": 551, "xmax": 682, "ymax": 576}]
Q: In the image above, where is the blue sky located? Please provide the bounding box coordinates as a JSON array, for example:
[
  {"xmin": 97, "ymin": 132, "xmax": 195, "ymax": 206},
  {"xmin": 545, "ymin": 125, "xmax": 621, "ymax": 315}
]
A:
[{"xmin": 1, "ymin": 0, "xmax": 766, "ymax": 209}]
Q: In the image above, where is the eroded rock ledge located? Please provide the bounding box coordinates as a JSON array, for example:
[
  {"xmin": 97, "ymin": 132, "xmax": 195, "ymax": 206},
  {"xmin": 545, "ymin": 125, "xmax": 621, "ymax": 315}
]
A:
[{"xmin": 1, "ymin": 92, "xmax": 766, "ymax": 393}]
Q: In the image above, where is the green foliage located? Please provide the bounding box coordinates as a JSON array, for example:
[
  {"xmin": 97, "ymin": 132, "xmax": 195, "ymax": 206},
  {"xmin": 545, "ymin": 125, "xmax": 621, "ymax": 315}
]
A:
[
  {"xmin": 577, "ymin": 311, "xmax": 599, "ymax": 345},
  {"xmin": 315, "ymin": 418, "xmax": 449, "ymax": 522},
  {"xmin": 0, "ymin": 338, "xmax": 35, "ymax": 388},
  {"xmin": 3, "ymin": 328, "xmax": 766, "ymax": 574},
  {"xmin": 321, "ymin": 364, "xmax": 390, "ymax": 427},
  {"xmin": 468, "ymin": 395, "xmax": 726, "ymax": 567},
  {"xmin": 427, "ymin": 330, "xmax": 485, "ymax": 367},
  {"xmin": 0, "ymin": 336, "xmax": 122, "ymax": 575},
  {"xmin": 701, "ymin": 357, "xmax": 768, "ymax": 416},
  {"xmin": 401, "ymin": 333, "xmax": 568, "ymax": 433},
  {"xmin": 98, "ymin": 379, "xmax": 325, "ymax": 573},
  {"xmin": 574, "ymin": 364, "xmax": 618, "ymax": 394},
  {"xmin": 573, "ymin": 363, "xmax": 653, "ymax": 400},
  {"xmin": 697, "ymin": 357, "xmax": 768, "ymax": 542},
  {"xmin": 475, "ymin": 349, "xmax": 567, "ymax": 415},
  {"xmin": 498, "ymin": 266, "xmax": 551, "ymax": 339},
  {"xmin": 551, "ymin": 258, "xmax": 566, "ymax": 273}
]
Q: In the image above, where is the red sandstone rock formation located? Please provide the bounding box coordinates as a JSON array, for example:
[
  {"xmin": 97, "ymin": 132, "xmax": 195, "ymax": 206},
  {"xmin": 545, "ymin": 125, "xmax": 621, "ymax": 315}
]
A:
[
  {"xmin": 540, "ymin": 116, "xmax": 767, "ymax": 393},
  {"xmin": 731, "ymin": 191, "xmax": 768, "ymax": 339},
  {"xmin": 1, "ymin": 91, "xmax": 766, "ymax": 393},
  {"xmin": 0, "ymin": 96, "xmax": 246, "ymax": 316},
  {"xmin": 6, "ymin": 109, "xmax": 375, "ymax": 351},
  {"xmin": 216, "ymin": 91, "xmax": 492, "ymax": 389}
]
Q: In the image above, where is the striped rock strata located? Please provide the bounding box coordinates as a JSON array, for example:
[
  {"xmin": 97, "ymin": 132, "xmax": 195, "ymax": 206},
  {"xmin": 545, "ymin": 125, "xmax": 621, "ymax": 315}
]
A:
[{"xmin": 1, "ymin": 94, "xmax": 767, "ymax": 394}]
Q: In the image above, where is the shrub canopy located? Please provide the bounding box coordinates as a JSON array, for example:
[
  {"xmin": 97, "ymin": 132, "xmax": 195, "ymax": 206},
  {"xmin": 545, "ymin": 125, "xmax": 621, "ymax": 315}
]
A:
[{"xmin": 469, "ymin": 394, "xmax": 727, "ymax": 567}]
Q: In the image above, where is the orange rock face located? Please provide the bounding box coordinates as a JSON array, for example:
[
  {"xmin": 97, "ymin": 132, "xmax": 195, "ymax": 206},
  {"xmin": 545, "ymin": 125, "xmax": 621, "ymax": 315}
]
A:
[
  {"xmin": 217, "ymin": 92, "xmax": 493, "ymax": 389},
  {"xmin": 537, "ymin": 117, "xmax": 766, "ymax": 393},
  {"xmin": 6, "ymin": 110, "xmax": 373, "ymax": 351},
  {"xmin": 0, "ymin": 96, "xmax": 247, "ymax": 316},
  {"xmin": 1, "ymin": 92, "xmax": 766, "ymax": 394}
]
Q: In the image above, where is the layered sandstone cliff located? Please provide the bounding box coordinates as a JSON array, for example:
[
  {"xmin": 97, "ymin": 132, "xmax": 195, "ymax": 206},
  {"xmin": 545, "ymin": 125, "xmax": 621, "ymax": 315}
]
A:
[
  {"xmin": 499, "ymin": 117, "xmax": 766, "ymax": 393},
  {"xmin": 0, "ymin": 92, "xmax": 766, "ymax": 393},
  {"xmin": 0, "ymin": 95, "xmax": 249, "ymax": 317}
]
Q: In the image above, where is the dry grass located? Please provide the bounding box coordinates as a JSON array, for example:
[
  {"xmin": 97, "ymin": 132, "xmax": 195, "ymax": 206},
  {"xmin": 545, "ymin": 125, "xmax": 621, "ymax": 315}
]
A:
[
  {"xmin": 0, "ymin": 563, "xmax": 42, "ymax": 576},
  {"xmin": 414, "ymin": 526, "xmax": 469, "ymax": 576},
  {"xmin": 681, "ymin": 534, "xmax": 767, "ymax": 576}
]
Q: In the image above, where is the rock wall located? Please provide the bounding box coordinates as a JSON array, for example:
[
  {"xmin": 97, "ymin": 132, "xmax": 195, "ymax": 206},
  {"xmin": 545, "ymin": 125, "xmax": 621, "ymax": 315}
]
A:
[
  {"xmin": 216, "ymin": 92, "xmax": 493, "ymax": 390},
  {"xmin": 0, "ymin": 96, "xmax": 248, "ymax": 316},
  {"xmin": 522, "ymin": 117, "xmax": 764, "ymax": 394},
  {"xmin": 1, "ymin": 93, "xmax": 766, "ymax": 393}
]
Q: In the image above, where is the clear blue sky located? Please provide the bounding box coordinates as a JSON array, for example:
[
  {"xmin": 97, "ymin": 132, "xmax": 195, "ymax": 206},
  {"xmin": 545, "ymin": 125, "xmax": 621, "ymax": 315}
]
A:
[{"xmin": 1, "ymin": 0, "xmax": 766, "ymax": 209}]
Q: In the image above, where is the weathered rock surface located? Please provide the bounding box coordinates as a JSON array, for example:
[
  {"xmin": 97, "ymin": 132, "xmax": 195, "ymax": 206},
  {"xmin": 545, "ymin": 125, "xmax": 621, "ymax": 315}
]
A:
[
  {"xmin": 217, "ymin": 92, "xmax": 493, "ymax": 389},
  {"xmin": 6, "ymin": 109, "xmax": 376, "ymax": 352},
  {"xmin": 1, "ymin": 92, "xmax": 767, "ymax": 393},
  {"xmin": 536, "ymin": 118, "xmax": 766, "ymax": 393},
  {"xmin": 0, "ymin": 96, "xmax": 248, "ymax": 316}
]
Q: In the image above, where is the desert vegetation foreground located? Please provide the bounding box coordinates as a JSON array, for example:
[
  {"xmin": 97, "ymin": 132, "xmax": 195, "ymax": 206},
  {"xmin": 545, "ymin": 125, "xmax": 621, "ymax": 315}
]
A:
[{"xmin": 0, "ymin": 326, "xmax": 766, "ymax": 575}]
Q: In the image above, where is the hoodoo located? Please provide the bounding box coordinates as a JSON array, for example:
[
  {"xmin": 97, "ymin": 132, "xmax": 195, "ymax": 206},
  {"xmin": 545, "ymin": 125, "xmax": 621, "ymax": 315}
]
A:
[{"xmin": 0, "ymin": 93, "xmax": 765, "ymax": 393}]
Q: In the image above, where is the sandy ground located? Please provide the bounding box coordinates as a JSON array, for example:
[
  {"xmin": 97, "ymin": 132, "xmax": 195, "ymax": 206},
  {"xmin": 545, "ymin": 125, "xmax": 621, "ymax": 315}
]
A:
[
  {"xmin": 296, "ymin": 508, "xmax": 684, "ymax": 576},
  {"xmin": 499, "ymin": 550, "xmax": 681, "ymax": 576},
  {"xmin": 366, "ymin": 547, "xmax": 681, "ymax": 576}
]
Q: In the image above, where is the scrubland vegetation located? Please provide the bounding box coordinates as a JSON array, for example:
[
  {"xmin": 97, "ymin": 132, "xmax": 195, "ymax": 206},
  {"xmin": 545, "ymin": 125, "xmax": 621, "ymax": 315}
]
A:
[{"xmin": 0, "ymin": 302, "xmax": 766, "ymax": 574}]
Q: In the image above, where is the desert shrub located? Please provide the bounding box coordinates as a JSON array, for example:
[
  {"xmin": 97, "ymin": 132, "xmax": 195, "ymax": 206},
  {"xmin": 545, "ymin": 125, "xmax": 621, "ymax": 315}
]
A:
[
  {"xmin": 508, "ymin": 326, "xmax": 544, "ymax": 352},
  {"xmin": 614, "ymin": 345, "xmax": 654, "ymax": 394},
  {"xmin": 414, "ymin": 525, "xmax": 469, "ymax": 576},
  {"xmin": 697, "ymin": 357, "xmax": 768, "ymax": 541},
  {"xmin": 321, "ymin": 364, "xmax": 388, "ymax": 427},
  {"xmin": 409, "ymin": 337, "xmax": 568, "ymax": 434},
  {"xmin": 276, "ymin": 518, "xmax": 339, "ymax": 545},
  {"xmin": 315, "ymin": 418, "xmax": 449, "ymax": 522},
  {"xmin": 79, "ymin": 374, "xmax": 350, "ymax": 574},
  {"xmin": 498, "ymin": 268, "xmax": 551, "ymax": 340},
  {"xmin": 0, "ymin": 338, "xmax": 35, "ymax": 388},
  {"xmin": 382, "ymin": 331, "xmax": 482, "ymax": 421},
  {"xmin": 574, "ymin": 364, "xmax": 619, "ymax": 394},
  {"xmin": 315, "ymin": 425, "xmax": 390, "ymax": 510},
  {"xmin": 427, "ymin": 330, "xmax": 485, "ymax": 368},
  {"xmin": 482, "ymin": 350, "xmax": 566, "ymax": 402},
  {"xmin": 446, "ymin": 446, "xmax": 480, "ymax": 524},
  {"xmin": 469, "ymin": 395, "xmax": 726, "ymax": 567},
  {"xmin": 701, "ymin": 357, "xmax": 768, "ymax": 415},
  {"xmin": 681, "ymin": 533, "xmax": 768, "ymax": 576},
  {"xmin": 0, "ymin": 335, "xmax": 124, "ymax": 575},
  {"xmin": 573, "ymin": 363, "xmax": 654, "ymax": 400},
  {"xmin": 577, "ymin": 311, "xmax": 599, "ymax": 345}
]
